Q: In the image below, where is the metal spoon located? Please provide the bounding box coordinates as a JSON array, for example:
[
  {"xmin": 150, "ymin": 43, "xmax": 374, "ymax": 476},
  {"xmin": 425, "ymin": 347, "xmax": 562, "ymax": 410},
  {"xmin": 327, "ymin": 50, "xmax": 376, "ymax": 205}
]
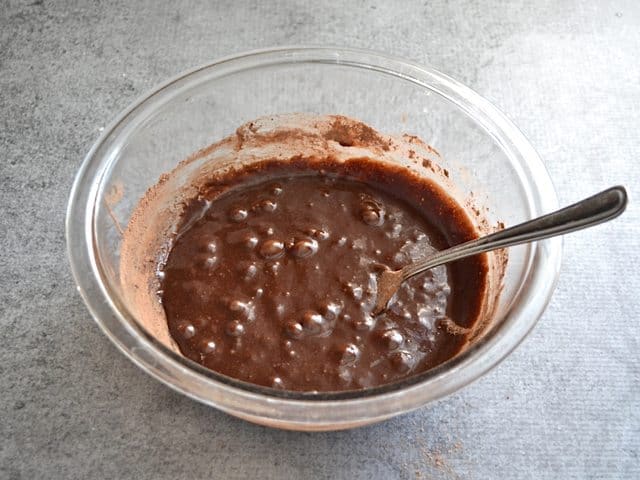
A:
[{"xmin": 373, "ymin": 186, "xmax": 628, "ymax": 314}]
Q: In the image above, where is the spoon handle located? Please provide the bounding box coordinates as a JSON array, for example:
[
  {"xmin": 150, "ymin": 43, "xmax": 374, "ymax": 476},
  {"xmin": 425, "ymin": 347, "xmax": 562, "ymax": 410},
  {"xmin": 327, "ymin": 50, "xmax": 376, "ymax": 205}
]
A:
[{"xmin": 400, "ymin": 186, "xmax": 628, "ymax": 281}]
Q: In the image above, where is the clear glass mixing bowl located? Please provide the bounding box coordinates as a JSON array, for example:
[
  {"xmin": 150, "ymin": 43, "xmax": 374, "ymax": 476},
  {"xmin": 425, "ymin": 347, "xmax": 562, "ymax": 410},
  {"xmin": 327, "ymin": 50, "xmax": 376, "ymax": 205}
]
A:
[{"xmin": 66, "ymin": 47, "xmax": 561, "ymax": 431}]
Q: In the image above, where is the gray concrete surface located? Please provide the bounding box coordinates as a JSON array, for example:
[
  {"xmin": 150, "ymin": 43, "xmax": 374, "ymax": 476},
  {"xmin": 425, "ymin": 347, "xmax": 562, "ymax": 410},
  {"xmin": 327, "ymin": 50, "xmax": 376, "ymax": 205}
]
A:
[{"xmin": 1, "ymin": 0, "xmax": 639, "ymax": 478}]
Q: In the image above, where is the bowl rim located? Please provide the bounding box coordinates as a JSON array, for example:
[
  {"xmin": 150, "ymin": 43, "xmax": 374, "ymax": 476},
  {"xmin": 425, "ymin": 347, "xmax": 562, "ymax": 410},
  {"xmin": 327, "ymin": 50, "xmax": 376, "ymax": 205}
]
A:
[{"xmin": 66, "ymin": 46, "xmax": 561, "ymax": 426}]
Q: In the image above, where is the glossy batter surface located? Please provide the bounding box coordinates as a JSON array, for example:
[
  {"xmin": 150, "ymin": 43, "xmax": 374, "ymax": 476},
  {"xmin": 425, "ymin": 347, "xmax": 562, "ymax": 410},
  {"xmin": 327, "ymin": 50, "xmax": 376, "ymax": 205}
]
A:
[{"xmin": 160, "ymin": 158, "xmax": 486, "ymax": 392}]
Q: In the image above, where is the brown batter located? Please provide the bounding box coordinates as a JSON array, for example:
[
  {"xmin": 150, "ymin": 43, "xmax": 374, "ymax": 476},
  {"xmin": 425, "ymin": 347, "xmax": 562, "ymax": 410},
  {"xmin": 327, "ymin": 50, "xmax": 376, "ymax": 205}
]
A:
[{"xmin": 160, "ymin": 158, "xmax": 487, "ymax": 392}]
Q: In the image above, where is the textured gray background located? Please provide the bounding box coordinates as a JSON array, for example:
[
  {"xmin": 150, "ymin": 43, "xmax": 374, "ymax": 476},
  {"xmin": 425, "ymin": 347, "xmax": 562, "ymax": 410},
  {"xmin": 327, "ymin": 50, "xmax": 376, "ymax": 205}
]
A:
[{"xmin": 1, "ymin": 0, "xmax": 639, "ymax": 478}]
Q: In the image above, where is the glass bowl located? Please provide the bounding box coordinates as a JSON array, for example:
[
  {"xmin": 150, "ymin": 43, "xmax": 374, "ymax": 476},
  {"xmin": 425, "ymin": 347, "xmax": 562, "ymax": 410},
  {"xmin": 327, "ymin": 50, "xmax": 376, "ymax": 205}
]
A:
[{"xmin": 66, "ymin": 47, "xmax": 561, "ymax": 431}]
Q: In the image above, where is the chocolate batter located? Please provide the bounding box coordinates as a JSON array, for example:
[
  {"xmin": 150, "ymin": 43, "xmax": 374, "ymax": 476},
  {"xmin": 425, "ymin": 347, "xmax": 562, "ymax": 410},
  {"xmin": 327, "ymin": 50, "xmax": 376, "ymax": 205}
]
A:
[{"xmin": 160, "ymin": 158, "xmax": 487, "ymax": 392}]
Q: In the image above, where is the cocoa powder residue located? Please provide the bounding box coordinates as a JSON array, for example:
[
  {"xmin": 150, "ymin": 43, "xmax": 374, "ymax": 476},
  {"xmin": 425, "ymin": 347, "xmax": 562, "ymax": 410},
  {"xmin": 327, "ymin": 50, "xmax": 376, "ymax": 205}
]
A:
[{"xmin": 324, "ymin": 116, "xmax": 391, "ymax": 150}]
